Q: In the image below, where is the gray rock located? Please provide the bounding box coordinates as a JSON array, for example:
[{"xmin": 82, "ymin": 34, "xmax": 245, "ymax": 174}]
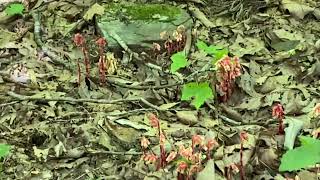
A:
[{"xmin": 97, "ymin": 3, "xmax": 192, "ymax": 50}]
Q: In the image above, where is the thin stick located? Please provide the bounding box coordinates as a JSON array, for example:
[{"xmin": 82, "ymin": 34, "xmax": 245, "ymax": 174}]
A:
[{"xmin": 7, "ymin": 91, "xmax": 163, "ymax": 111}]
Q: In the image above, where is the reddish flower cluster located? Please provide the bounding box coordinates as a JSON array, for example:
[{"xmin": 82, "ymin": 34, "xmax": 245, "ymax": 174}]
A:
[
  {"xmin": 272, "ymin": 103, "xmax": 285, "ymax": 134},
  {"xmin": 141, "ymin": 113, "xmax": 167, "ymax": 169},
  {"xmin": 96, "ymin": 37, "xmax": 108, "ymax": 85},
  {"xmin": 73, "ymin": 34, "xmax": 108, "ymax": 86},
  {"xmin": 313, "ymin": 103, "xmax": 320, "ymax": 117},
  {"xmin": 156, "ymin": 25, "xmax": 187, "ymax": 57},
  {"xmin": 74, "ymin": 33, "xmax": 90, "ymax": 82},
  {"xmin": 141, "ymin": 114, "xmax": 219, "ymax": 179},
  {"xmin": 216, "ymin": 56, "xmax": 242, "ymax": 102}
]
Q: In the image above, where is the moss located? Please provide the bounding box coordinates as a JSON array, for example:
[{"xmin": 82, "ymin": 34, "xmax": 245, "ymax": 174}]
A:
[{"xmin": 106, "ymin": 3, "xmax": 181, "ymax": 21}]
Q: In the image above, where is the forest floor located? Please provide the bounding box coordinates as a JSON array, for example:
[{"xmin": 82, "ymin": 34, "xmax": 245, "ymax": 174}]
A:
[{"xmin": 0, "ymin": 0, "xmax": 320, "ymax": 180}]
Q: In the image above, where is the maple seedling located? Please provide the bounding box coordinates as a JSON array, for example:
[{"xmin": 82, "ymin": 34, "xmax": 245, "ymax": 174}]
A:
[
  {"xmin": 181, "ymin": 82, "xmax": 213, "ymax": 109},
  {"xmin": 170, "ymin": 51, "xmax": 188, "ymax": 73},
  {"xmin": 272, "ymin": 103, "xmax": 285, "ymax": 135},
  {"xmin": 96, "ymin": 37, "xmax": 107, "ymax": 86}
]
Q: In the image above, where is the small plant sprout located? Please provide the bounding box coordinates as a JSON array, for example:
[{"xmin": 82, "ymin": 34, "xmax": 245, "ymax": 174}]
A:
[
  {"xmin": 272, "ymin": 103, "xmax": 285, "ymax": 135},
  {"xmin": 216, "ymin": 56, "xmax": 242, "ymax": 102},
  {"xmin": 74, "ymin": 33, "xmax": 91, "ymax": 84},
  {"xmin": 96, "ymin": 37, "xmax": 107, "ymax": 85},
  {"xmin": 239, "ymin": 131, "xmax": 248, "ymax": 180}
]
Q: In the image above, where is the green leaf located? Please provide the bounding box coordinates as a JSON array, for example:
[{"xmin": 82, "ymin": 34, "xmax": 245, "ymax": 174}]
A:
[
  {"xmin": 196, "ymin": 40, "xmax": 228, "ymax": 63},
  {"xmin": 5, "ymin": 3, "xmax": 25, "ymax": 16},
  {"xmin": 196, "ymin": 40, "xmax": 209, "ymax": 51},
  {"xmin": 170, "ymin": 52, "xmax": 188, "ymax": 73},
  {"xmin": 0, "ymin": 144, "xmax": 10, "ymax": 158},
  {"xmin": 279, "ymin": 136, "xmax": 320, "ymax": 172},
  {"xmin": 181, "ymin": 82, "xmax": 213, "ymax": 109},
  {"xmin": 83, "ymin": 3, "xmax": 105, "ymax": 21}
]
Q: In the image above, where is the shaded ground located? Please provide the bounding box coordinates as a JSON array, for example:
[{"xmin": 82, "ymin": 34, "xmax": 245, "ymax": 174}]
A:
[{"xmin": 0, "ymin": 0, "xmax": 320, "ymax": 179}]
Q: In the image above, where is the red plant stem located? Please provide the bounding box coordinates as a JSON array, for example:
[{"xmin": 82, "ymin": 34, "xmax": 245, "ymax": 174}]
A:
[
  {"xmin": 98, "ymin": 47, "xmax": 106, "ymax": 85},
  {"xmin": 156, "ymin": 121, "xmax": 167, "ymax": 170},
  {"xmin": 77, "ymin": 60, "xmax": 81, "ymax": 86},
  {"xmin": 206, "ymin": 150, "xmax": 211, "ymax": 160},
  {"xmin": 81, "ymin": 45, "xmax": 90, "ymax": 78},
  {"xmin": 225, "ymin": 167, "xmax": 231, "ymax": 180},
  {"xmin": 240, "ymin": 142, "xmax": 245, "ymax": 180},
  {"xmin": 278, "ymin": 118, "xmax": 285, "ymax": 134}
]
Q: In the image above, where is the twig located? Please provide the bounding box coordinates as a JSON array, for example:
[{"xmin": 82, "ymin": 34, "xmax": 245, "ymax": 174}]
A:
[
  {"xmin": 183, "ymin": 29, "xmax": 192, "ymax": 56},
  {"xmin": 7, "ymin": 91, "xmax": 163, "ymax": 111},
  {"xmin": 0, "ymin": 101, "xmax": 19, "ymax": 107},
  {"xmin": 188, "ymin": 5, "xmax": 215, "ymax": 28},
  {"xmin": 88, "ymin": 150, "xmax": 142, "ymax": 156},
  {"xmin": 107, "ymin": 78, "xmax": 183, "ymax": 90},
  {"xmin": 106, "ymin": 29, "xmax": 143, "ymax": 62},
  {"xmin": 218, "ymin": 114, "xmax": 241, "ymax": 125},
  {"xmin": 32, "ymin": 12, "xmax": 70, "ymax": 68}
]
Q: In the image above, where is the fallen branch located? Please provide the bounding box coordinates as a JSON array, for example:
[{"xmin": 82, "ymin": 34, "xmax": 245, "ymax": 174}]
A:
[
  {"xmin": 7, "ymin": 91, "xmax": 163, "ymax": 111},
  {"xmin": 188, "ymin": 5, "xmax": 215, "ymax": 28}
]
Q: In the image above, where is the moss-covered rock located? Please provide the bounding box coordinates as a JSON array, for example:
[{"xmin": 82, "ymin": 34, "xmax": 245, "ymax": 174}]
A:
[{"xmin": 97, "ymin": 3, "xmax": 192, "ymax": 50}]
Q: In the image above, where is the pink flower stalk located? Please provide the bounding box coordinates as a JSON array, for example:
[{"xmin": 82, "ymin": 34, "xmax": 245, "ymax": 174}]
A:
[
  {"xmin": 313, "ymin": 103, "xmax": 320, "ymax": 117},
  {"xmin": 177, "ymin": 161, "xmax": 189, "ymax": 174},
  {"xmin": 239, "ymin": 131, "xmax": 248, "ymax": 180},
  {"xmin": 166, "ymin": 151, "xmax": 177, "ymax": 163},
  {"xmin": 272, "ymin": 103, "xmax": 285, "ymax": 134},
  {"xmin": 216, "ymin": 56, "xmax": 242, "ymax": 102},
  {"xmin": 143, "ymin": 153, "xmax": 158, "ymax": 164},
  {"xmin": 204, "ymin": 138, "xmax": 219, "ymax": 159},
  {"xmin": 161, "ymin": 25, "xmax": 187, "ymax": 57},
  {"xmin": 179, "ymin": 145, "xmax": 193, "ymax": 160},
  {"xmin": 141, "ymin": 136, "xmax": 150, "ymax": 149},
  {"xmin": 74, "ymin": 33, "xmax": 90, "ymax": 80},
  {"xmin": 192, "ymin": 134, "xmax": 204, "ymax": 152},
  {"xmin": 148, "ymin": 113, "xmax": 160, "ymax": 129},
  {"xmin": 96, "ymin": 37, "xmax": 107, "ymax": 85}
]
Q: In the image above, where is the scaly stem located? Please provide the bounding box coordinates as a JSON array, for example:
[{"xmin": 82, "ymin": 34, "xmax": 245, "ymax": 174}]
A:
[
  {"xmin": 240, "ymin": 142, "xmax": 245, "ymax": 180},
  {"xmin": 77, "ymin": 60, "xmax": 81, "ymax": 86}
]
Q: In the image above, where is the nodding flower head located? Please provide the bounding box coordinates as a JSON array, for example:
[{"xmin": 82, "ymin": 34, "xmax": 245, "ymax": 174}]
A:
[
  {"xmin": 74, "ymin": 33, "xmax": 85, "ymax": 47},
  {"xmin": 313, "ymin": 103, "xmax": 320, "ymax": 117},
  {"xmin": 141, "ymin": 136, "xmax": 150, "ymax": 149},
  {"xmin": 96, "ymin": 37, "xmax": 107, "ymax": 47},
  {"xmin": 148, "ymin": 113, "xmax": 160, "ymax": 128},
  {"xmin": 272, "ymin": 103, "xmax": 285, "ymax": 120},
  {"xmin": 240, "ymin": 131, "xmax": 248, "ymax": 142}
]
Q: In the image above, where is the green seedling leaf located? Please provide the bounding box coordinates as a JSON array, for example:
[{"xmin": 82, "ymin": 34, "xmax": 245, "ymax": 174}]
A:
[
  {"xmin": 196, "ymin": 40, "xmax": 228, "ymax": 64},
  {"xmin": 5, "ymin": 3, "xmax": 25, "ymax": 16},
  {"xmin": 0, "ymin": 144, "xmax": 10, "ymax": 158},
  {"xmin": 170, "ymin": 52, "xmax": 188, "ymax": 73},
  {"xmin": 181, "ymin": 82, "xmax": 213, "ymax": 109},
  {"xmin": 279, "ymin": 136, "xmax": 320, "ymax": 172}
]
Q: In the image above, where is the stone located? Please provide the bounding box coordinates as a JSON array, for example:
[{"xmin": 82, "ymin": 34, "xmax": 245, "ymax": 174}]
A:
[{"xmin": 97, "ymin": 3, "xmax": 192, "ymax": 50}]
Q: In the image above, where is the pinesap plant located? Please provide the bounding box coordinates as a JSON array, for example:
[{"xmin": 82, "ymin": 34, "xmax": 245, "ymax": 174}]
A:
[{"xmin": 170, "ymin": 40, "xmax": 241, "ymax": 109}]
